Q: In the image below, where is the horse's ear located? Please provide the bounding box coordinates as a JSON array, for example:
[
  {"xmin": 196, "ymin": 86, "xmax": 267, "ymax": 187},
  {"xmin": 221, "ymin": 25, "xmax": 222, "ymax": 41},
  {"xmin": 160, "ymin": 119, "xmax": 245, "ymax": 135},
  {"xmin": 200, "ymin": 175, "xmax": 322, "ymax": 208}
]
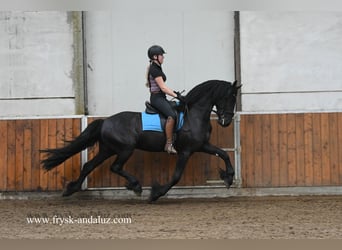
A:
[{"xmin": 232, "ymin": 80, "xmax": 242, "ymax": 89}]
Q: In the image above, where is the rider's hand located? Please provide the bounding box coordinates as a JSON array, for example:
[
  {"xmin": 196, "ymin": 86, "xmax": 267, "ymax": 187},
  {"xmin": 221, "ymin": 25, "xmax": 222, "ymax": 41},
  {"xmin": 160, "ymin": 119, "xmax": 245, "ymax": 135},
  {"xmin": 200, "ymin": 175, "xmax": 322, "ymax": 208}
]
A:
[{"xmin": 174, "ymin": 91, "xmax": 186, "ymax": 103}]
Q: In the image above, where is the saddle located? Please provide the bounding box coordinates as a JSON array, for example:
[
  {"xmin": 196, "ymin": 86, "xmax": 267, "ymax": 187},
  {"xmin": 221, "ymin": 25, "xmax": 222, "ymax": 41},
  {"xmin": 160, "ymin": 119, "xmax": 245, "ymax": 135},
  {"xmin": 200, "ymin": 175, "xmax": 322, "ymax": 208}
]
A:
[
  {"xmin": 142, "ymin": 101, "xmax": 184, "ymax": 132},
  {"xmin": 145, "ymin": 100, "xmax": 180, "ymax": 114}
]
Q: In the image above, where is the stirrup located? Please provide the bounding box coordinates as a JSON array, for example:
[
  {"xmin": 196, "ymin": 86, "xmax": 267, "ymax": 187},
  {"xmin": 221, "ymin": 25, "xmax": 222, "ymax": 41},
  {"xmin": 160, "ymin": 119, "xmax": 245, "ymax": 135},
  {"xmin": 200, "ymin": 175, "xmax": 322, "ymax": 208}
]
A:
[{"xmin": 164, "ymin": 142, "xmax": 177, "ymax": 154}]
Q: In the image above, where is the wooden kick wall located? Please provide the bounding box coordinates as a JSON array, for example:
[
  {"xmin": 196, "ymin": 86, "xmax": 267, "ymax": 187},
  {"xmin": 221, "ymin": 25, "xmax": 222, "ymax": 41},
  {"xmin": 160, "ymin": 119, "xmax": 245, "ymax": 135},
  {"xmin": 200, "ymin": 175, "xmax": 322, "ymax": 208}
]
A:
[
  {"xmin": 2, "ymin": 112, "xmax": 340, "ymax": 192},
  {"xmin": 0, "ymin": 118, "xmax": 81, "ymax": 191},
  {"xmin": 240, "ymin": 112, "xmax": 342, "ymax": 188},
  {"xmin": 0, "ymin": 116, "xmax": 234, "ymax": 191}
]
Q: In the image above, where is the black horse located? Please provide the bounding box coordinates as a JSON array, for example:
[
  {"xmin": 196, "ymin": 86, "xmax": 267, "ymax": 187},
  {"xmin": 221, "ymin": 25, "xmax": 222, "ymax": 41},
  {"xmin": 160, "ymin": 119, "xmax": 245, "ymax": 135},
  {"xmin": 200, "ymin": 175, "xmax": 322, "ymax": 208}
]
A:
[{"xmin": 41, "ymin": 80, "xmax": 240, "ymax": 202}]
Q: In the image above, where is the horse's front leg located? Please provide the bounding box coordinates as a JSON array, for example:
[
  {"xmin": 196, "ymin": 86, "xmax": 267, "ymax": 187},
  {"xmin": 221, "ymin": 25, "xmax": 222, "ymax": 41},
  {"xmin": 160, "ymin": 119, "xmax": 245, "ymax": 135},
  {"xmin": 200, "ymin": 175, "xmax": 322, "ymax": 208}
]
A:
[
  {"xmin": 200, "ymin": 143, "xmax": 235, "ymax": 188},
  {"xmin": 149, "ymin": 151, "xmax": 191, "ymax": 202}
]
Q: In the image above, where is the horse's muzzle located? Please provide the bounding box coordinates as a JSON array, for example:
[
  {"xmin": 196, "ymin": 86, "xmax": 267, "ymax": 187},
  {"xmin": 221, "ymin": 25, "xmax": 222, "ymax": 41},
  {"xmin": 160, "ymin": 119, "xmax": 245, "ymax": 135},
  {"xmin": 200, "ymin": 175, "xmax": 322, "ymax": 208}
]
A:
[{"xmin": 218, "ymin": 116, "xmax": 232, "ymax": 127}]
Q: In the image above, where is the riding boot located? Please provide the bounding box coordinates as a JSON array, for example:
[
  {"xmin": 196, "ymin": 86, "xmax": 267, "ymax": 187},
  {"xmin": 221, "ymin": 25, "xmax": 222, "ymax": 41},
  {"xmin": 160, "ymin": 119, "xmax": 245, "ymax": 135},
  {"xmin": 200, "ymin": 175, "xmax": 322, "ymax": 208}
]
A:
[{"xmin": 164, "ymin": 117, "xmax": 177, "ymax": 154}]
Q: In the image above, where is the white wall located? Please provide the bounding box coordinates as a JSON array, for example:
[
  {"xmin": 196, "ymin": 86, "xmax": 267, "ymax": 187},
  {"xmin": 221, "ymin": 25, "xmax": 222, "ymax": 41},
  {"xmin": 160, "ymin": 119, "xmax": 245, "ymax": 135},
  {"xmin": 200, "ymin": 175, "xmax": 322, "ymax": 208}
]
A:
[
  {"xmin": 85, "ymin": 10, "xmax": 235, "ymax": 115},
  {"xmin": 240, "ymin": 12, "xmax": 342, "ymax": 112},
  {"xmin": 4, "ymin": 11, "xmax": 339, "ymax": 116},
  {"xmin": 0, "ymin": 11, "xmax": 80, "ymax": 117}
]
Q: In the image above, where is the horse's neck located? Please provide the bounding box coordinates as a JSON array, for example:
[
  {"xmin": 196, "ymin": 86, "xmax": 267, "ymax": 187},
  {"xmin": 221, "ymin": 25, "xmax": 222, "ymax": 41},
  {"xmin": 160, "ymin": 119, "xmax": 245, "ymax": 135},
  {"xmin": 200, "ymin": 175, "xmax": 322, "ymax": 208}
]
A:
[{"xmin": 187, "ymin": 101, "xmax": 214, "ymax": 122}]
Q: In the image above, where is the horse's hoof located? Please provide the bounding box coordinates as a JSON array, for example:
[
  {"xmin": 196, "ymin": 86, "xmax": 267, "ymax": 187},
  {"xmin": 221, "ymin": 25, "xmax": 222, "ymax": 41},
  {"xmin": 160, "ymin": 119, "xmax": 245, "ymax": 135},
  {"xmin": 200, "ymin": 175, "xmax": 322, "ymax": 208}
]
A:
[
  {"xmin": 134, "ymin": 189, "xmax": 142, "ymax": 197},
  {"xmin": 218, "ymin": 168, "xmax": 234, "ymax": 189},
  {"xmin": 62, "ymin": 190, "xmax": 73, "ymax": 197},
  {"xmin": 222, "ymin": 175, "xmax": 234, "ymax": 189},
  {"xmin": 223, "ymin": 179, "xmax": 231, "ymax": 189},
  {"xmin": 134, "ymin": 186, "xmax": 143, "ymax": 196},
  {"xmin": 62, "ymin": 181, "xmax": 79, "ymax": 197},
  {"xmin": 148, "ymin": 182, "xmax": 163, "ymax": 203},
  {"xmin": 148, "ymin": 194, "xmax": 159, "ymax": 203},
  {"xmin": 125, "ymin": 182, "xmax": 142, "ymax": 196},
  {"xmin": 148, "ymin": 192, "xmax": 159, "ymax": 203}
]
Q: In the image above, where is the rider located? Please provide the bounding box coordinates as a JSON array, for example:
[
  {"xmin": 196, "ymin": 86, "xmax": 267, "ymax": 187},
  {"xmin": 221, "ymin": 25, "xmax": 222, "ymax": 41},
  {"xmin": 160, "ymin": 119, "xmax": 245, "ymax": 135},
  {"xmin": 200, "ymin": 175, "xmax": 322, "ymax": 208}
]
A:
[{"xmin": 146, "ymin": 45, "xmax": 185, "ymax": 154}]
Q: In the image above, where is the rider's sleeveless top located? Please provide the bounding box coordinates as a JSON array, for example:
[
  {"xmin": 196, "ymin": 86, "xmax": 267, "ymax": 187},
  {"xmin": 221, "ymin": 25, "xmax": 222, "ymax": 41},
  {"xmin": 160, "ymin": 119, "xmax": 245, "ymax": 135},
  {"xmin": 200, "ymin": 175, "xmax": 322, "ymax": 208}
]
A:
[{"xmin": 148, "ymin": 62, "xmax": 166, "ymax": 93}]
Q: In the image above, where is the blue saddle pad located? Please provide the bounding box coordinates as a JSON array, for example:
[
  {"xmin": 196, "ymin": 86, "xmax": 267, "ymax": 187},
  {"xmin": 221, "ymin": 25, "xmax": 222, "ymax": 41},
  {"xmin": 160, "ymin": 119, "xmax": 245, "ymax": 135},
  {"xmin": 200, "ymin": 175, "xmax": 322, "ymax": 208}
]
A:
[{"xmin": 141, "ymin": 112, "xmax": 184, "ymax": 132}]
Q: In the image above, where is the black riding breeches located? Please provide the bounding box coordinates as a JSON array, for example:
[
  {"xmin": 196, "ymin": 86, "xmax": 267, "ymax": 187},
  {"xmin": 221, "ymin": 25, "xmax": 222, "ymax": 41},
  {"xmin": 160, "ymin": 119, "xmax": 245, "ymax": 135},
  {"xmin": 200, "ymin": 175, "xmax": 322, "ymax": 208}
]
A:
[{"xmin": 150, "ymin": 93, "xmax": 177, "ymax": 120}]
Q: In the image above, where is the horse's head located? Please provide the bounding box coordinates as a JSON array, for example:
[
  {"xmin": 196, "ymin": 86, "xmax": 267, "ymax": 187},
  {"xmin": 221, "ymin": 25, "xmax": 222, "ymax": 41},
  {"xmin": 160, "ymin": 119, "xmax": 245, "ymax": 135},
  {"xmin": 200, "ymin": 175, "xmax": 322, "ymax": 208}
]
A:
[
  {"xmin": 215, "ymin": 80, "xmax": 241, "ymax": 127},
  {"xmin": 185, "ymin": 80, "xmax": 242, "ymax": 127}
]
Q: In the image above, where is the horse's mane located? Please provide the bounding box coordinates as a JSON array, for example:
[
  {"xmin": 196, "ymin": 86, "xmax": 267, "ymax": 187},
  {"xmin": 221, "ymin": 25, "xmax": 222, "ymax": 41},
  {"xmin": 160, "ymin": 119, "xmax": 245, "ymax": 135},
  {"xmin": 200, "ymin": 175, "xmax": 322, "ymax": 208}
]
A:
[{"xmin": 185, "ymin": 80, "xmax": 232, "ymax": 105}]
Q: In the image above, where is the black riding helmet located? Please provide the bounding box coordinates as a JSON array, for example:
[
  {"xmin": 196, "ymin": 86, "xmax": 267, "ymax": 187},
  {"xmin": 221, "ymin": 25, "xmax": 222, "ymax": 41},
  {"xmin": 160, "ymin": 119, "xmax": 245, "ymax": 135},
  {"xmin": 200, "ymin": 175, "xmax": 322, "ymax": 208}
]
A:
[{"xmin": 147, "ymin": 45, "xmax": 166, "ymax": 60}]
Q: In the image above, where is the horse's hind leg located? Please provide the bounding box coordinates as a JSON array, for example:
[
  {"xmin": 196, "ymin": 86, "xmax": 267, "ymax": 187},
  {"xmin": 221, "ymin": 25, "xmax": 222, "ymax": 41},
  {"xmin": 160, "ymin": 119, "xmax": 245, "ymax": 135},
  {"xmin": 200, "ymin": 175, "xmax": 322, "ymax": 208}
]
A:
[
  {"xmin": 63, "ymin": 149, "xmax": 112, "ymax": 197},
  {"xmin": 110, "ymin": 150, "xmax": 142, "ymax": 196}
]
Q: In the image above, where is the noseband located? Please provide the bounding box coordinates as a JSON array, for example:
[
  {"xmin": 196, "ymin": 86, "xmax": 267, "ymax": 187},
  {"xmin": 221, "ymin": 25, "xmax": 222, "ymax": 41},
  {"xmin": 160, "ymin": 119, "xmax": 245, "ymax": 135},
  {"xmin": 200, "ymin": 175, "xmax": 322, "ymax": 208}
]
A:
[{"xmin": 211, "ymin": 108, "xmax": 235, "ymax": 119}]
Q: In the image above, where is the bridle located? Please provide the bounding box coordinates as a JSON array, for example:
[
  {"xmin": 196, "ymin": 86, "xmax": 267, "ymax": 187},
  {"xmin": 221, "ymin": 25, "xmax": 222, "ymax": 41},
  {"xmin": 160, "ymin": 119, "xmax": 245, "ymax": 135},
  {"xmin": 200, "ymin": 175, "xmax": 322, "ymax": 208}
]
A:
[
  {"xmin": 212, "ymin": 108, "xmax": 235, "ymax": 117},
  {"xmin": 212, "ymin": 94, "xmax": 236, "ymax": 120},
  {"xmin": 212, "ymin": 108, "xmax": 235, "ymax": 126}
]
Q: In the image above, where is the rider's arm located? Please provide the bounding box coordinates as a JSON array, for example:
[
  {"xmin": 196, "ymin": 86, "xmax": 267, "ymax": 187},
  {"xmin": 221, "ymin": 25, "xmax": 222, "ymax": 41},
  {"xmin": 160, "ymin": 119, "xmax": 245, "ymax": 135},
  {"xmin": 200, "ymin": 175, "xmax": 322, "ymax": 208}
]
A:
[{"xmin": 155, "ymin": 76, "xmax": 177, "ymax": 98}]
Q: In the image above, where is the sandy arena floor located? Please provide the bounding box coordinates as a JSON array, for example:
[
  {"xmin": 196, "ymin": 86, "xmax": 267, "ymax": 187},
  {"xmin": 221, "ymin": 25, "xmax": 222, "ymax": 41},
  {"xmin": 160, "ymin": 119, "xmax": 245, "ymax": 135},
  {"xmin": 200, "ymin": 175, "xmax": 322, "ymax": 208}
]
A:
[{"xmin": 1, "ymin": 195, "xmax": 342, "ymax": 239}]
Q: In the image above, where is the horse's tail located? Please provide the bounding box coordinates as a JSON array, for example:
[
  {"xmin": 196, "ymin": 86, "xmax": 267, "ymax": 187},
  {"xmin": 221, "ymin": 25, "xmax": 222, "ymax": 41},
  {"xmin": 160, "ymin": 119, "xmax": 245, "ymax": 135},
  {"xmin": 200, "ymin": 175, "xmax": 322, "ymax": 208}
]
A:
[{"xmin": 40, "ymin": 119, "xmax": 104, "ymax": 171}]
